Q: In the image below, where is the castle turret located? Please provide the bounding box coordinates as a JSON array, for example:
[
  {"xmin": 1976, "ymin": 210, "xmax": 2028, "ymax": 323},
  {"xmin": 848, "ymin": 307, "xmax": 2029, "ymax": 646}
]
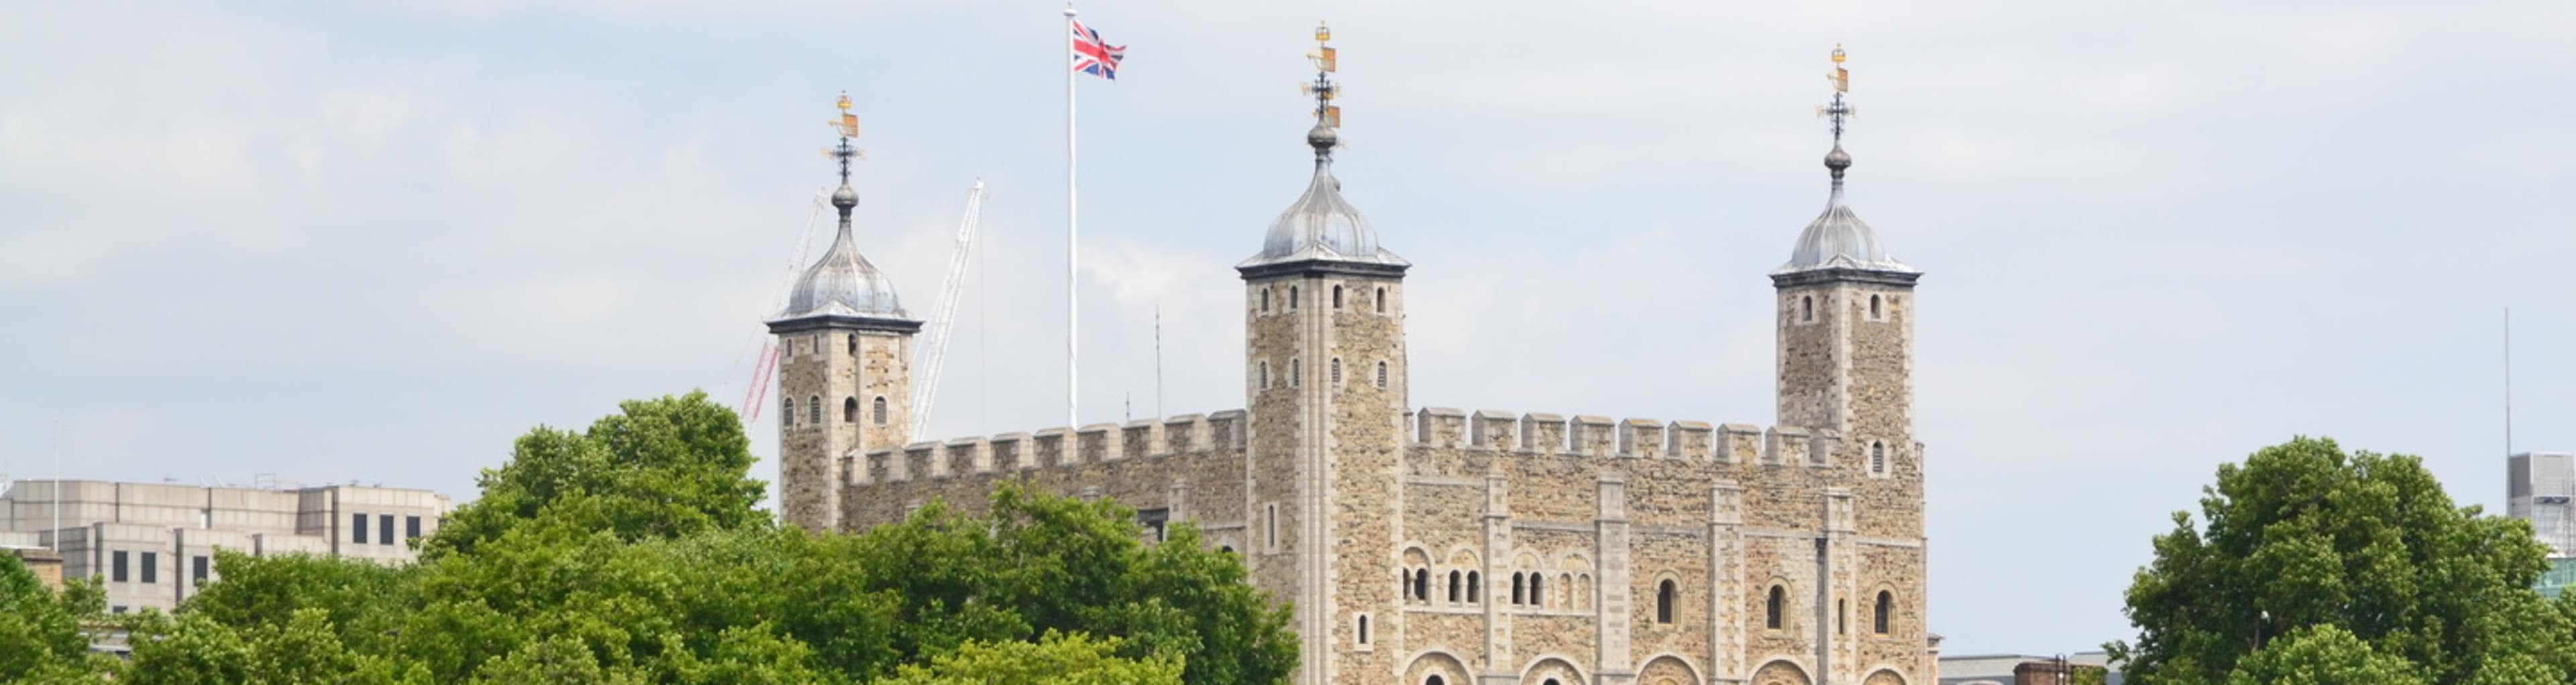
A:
[
  {"xmin": 768, "ymin": 93, "xmax": 921, "ymax": 533},
  {"xmin": 1234, "ymin": 23, "xmax": 1410, "ymax": 684}
]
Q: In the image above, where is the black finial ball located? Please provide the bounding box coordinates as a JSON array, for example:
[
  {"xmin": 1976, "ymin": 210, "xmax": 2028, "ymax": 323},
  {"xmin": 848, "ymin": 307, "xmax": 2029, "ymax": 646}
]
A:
[{"xmin": 1307, "ymin": 123, "xmax": 1338, "ymax": 152}]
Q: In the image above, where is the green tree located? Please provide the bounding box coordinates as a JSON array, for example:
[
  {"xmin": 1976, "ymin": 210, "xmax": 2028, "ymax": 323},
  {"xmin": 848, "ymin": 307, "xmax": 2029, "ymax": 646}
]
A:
[
  {"xmin": 879, "ymin": 632, "xmax": 1183, "ymax": 685},
  {"xmin": 2112, "ymin": 437, "xmax": 2576, "ymax": 685},
  {"xmin": 0, "ymin": 553, "xmax": 111, "ymax": 682},
  {"xmin": 426, "ymin": 391, "xmax": 768, "ymax": 556}
]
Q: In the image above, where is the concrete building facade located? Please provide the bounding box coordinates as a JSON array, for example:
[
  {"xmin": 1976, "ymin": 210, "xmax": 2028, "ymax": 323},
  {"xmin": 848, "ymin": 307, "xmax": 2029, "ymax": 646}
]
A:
[
  {"xmin": 774, "ymin": 48, "xmax": 1933, "ymax": 685},
  {"xmin": 0, "ymin": 480, "xmax": 451, "ymax": 613}
]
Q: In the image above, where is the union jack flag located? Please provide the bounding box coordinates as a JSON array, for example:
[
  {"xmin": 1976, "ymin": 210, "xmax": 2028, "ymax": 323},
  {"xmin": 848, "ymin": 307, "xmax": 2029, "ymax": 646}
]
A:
[{"xmin": 1070, "ymin": 19, "xmax": 1125, "ymax": 80}]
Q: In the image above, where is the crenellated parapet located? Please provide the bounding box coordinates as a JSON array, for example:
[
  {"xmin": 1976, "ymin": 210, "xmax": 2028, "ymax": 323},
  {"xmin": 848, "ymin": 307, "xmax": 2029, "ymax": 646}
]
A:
[
  {"xmin": 846, "ymin": 410, "xmax": 1251, "ymax": 486},
  {"xmin": 1405, "ymin": 407, "xmax": 1845, "ymax": 466}
]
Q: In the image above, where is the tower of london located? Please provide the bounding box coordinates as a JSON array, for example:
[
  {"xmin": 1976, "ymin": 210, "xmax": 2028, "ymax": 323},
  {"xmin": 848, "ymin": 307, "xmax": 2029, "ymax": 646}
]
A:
[{"xmin": 763, "ymin": 44, "xmax": 1931, "ymax": 685}]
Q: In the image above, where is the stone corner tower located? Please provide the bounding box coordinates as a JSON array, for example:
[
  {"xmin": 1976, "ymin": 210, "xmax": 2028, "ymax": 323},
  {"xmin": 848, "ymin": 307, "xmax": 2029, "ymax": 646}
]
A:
[
  {"xmin": 1233, "ymin": 25, "xmax": 1411, "ymax": 684},
  {"xmin": 767, "ymin": 93, "xmax": 920, "ymax": 533}
]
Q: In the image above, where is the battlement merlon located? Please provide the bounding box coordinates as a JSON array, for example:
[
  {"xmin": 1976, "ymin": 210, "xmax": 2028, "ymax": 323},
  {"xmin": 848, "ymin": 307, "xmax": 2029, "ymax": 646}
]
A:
[
  {"xmin": 845, "ymin": 410, "xmax": 1252, "ymax": 484},
  {"xmin": 1407, "ymin": 408, "xmax": 1848, "ymax": 466}
]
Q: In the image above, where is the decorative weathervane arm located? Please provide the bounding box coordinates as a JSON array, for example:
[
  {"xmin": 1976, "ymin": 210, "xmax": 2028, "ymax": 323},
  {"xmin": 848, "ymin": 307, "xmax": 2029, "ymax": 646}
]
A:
[
  {"xmin": 1819, "ymin": 44, "xmax": 1854, "ymax": 142},
  {"xmin": 1306, "ymin": 22, "xmax": 1340, "ymax": 128},
  {"xmin": 829, "ymin": 91, "xmax": 863, "ymax": 182}
]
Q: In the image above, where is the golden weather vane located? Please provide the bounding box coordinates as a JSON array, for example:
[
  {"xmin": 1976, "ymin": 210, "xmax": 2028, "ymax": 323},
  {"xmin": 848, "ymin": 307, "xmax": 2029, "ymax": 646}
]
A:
[
  {"xmin": 1301, "ymin": 21, "xmax": 1341, "ymax": 129},
  {"xmin": 824, "ymin": 91, "xmax": 865, "ymax": 176},
  {"xmin": 1816, "ymin": 44, "xmax": 1856, "ymax": 142}
]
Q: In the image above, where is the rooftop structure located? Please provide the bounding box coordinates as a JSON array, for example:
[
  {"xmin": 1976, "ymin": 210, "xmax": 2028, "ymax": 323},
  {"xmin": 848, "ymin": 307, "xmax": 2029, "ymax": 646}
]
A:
[{"xmin": 1, "ymin": 479, "xmax": 451, "ymax": 614}]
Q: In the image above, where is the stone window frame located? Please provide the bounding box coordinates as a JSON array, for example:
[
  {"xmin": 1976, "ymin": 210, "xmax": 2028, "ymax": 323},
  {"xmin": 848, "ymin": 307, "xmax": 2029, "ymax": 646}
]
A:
[
  {"xmin": 1801, "ymin": 295, "xmax": 1815, "ymax": 323},
  {"xmin": 847, "ymin": 333, "xmax": 857, "ymax": 355},
  {"xmin": 1332, "ymin": 284, "xmax": 1344, "ymax": 310},
  {"xmin": 844, "ymin": 397, "xmax": 860, "ymax": 424},
  {"xmin": 1291, "ymin": 358, "xmax": 1301, "ymax": 388},
  {"xmin": 808, "ymin": 394, "xmax": 822, "ymax": 425},
  {"xmin": 1353, "ymin": 612, "xmax": 1373, "ymax": 649},
  {"xmin": 1261, "ymin": 288, "xmax": 1272, "ymax": 313},
  {"xmin": 1867, "ymin": 293, "xmax": 1884, "ymax": 321},
  {"xmin": 782, "ymin": 398, "xmax": 796, "ymax": 428},
  {"xmin": 1289, "ymin": 285, "xmax": 1300, "ymax": 311},
  {"xmin": 1330, "ymin": 357, "xmax": 1342, "ymax": 386},
  {"xmin": 1870, "ymin": 441, "xmax": 1888, "ymax": 476},
  {"xmin": 1510, "ymin": 571, "xmax": 1527, "ymax": 606},
  {"xmin": 1375, "ymin": 361, "xmax": 1389, "ymax": 388},
  {"xmin": 1872, "ymin": 586, "xmax": 1899, "ymax": 635},
  {"xmin": 1375, "ymin": 286, "xmax": 1387, "ymax": 314},
  {"xmin": 1258, "ymin": 361, "xmax": 1272, "ymax": 390},
  {"xmin": 873, "ymin": 397, "xmax": 890, "ymax": 425}
]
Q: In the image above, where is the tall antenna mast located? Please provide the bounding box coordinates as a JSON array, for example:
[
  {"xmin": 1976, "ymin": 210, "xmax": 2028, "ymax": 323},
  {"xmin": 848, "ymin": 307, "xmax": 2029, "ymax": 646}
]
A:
[{"xmin": 2506, "ymin": 307, "xmax": 2514, "ymax": 456}]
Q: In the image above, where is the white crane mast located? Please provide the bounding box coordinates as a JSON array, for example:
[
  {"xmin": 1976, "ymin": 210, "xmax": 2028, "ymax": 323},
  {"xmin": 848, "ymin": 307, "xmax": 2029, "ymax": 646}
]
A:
[{"xmin": 910, "ymin": 179, "xmax": 987, "ymax": 437}]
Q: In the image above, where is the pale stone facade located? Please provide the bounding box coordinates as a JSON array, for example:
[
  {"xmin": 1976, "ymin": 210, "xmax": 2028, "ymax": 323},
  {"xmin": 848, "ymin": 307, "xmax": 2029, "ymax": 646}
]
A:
[
  {"xmin": 1, "ymin": 480, "xmax": 451, "ymax": 613},
  {"xmin": 775, "ymin": 107, "xmax": 1932, "ymax": 685}
]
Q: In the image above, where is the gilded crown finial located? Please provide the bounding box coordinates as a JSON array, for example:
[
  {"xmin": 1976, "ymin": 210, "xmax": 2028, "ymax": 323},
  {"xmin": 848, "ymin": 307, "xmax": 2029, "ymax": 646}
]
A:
[
  {"xmin": 1817, "ymin": 45, "xmax": 1856, "ymax": 144},
  {"xmin": 826, "ymin": 91, "xmax": 863, "ymax": 187}
]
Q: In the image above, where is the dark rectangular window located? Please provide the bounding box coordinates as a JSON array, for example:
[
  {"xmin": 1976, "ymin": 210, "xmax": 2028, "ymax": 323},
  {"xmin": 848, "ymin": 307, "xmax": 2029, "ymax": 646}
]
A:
[
  {"xmin": 111, "ymin": 551, "xmax": 129, "ymax": 582},
  {"xmin": 1136, "ymin": 508, "xmax": 1170, "ymax": 543},
  {"xmin": 352, "ymin": 513, "xmax": 368, "ymax": 544},
  {"xmin": 405, "ymin": 515, "xmax": 422, "ymax": 539},
  {"xmin": 141, "ymin": 552, "xmax": 158, "ymax": 584},
  {"xmin": 193, "ymin": 556, "xmax": 209, "ymax": 582},
  {"xmin": 380, "ymin": 515, "xmax": 395, "ymax": 546},
  {"xmin": 112, "ymin": 606, "xmax": 127, "ymax": 615}
]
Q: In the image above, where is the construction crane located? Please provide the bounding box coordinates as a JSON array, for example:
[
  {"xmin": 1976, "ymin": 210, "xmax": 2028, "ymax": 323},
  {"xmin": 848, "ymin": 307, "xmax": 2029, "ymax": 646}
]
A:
[
  {"xmin": 911, "ymin": 179, "xmax": 987, "ymax": 437},
  {"xmin": 738, "ymin": 187, "xmax": 835, "ymax": 423}
]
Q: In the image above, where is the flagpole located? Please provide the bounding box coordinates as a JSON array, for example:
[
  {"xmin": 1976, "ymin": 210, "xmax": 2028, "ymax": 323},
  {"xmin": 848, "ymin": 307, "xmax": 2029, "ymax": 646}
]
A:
[{"xmin": 1063, "ymin": 3, "xmax": 1080, "ymax": 429}]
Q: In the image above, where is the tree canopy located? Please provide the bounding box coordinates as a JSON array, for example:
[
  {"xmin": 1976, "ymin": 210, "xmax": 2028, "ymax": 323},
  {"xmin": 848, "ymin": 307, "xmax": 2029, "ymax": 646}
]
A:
[
  {"xmin": 2112, "ymin": 437, "xmax": 2576, "ymax": 685},
  {"xmin": 13, "ymin": 392, "xmax": 1295, "ymax": 684}
]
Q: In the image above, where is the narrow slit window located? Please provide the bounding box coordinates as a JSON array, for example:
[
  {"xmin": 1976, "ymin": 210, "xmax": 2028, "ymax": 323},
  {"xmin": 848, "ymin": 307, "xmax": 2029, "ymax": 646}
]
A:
[
  {"xmin": 1376, "ymin": 287, "xmax": 1387, "ymax": 313},
  {"xmin": 1511, "ymin": 572, "xmax": 1525, "ymax": 605},
  {"xmin": 1656, "ymin": 579, "xmax": 1676, "ymax": 623},
  {"xmin": 1766, "ymin": 585, "xmax": 1787, "ymax": 629},
  {"xmin": 1448, "ymin": 571, "xmax": 1462, "ymax": 602},
  {"xmin": 1872, "ymin": 441, "xmax": 1887, "ymax": 474},
  {"xmin": 782, "ymin": 398, "xmax": 795, "ymax": 427},
  {"xmin": 1261, "ymin": 289, "xmax": 1271, "ymax": 313},
  {"xmin": 1802, "ymin": 295, "xmax": 1815, "ymax": 322},
  {"xmin": 808, "ymin": 395, "xmax": 821, "ymax": 424},
  {"xmin": 847, "ymin": 333, "xmax": 857, "ymax": 355},
  {"xmin": 1870, "ymin": 293, "xmax": 1882, "ymax": 319},
  {"xmin": 1331, "ymin": 358, "xmax": 1342, "ymax": 386},
  {"xmin": 1375, "ymin": 362, "xmax": 1389, "ymax": 388},
  {"xmin": 1332, "ymin": 284, "xmax": 1344, "ymax": 309},
  {"xmin": 1289, "ymin": 286, "xmax": 1299, "ymax": 309},
  {"xmin": 873, "ymin": 397, "xmax": 890, "ymax": 425},
  {"xmin": 1291, "ymin": 358, "xmax": 1301, "ymax": 387},
  {"xmin": 1356, "ymin": 614, "xmax": 1370, "ymax": 644},
  {"xmin": 1466, "ymin": 572, "xmax": 1481, "ymax": 604},
  {"xmin": 1875, "ymin": 590, "xmax": 1894, "ymax": 634}
]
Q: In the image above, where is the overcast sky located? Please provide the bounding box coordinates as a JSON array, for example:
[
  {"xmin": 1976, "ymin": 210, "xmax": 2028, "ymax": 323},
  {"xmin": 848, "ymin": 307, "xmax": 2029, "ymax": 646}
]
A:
[{"xmin": 6, "ymin": 0, "xmax": 2575, "ymax": 655}]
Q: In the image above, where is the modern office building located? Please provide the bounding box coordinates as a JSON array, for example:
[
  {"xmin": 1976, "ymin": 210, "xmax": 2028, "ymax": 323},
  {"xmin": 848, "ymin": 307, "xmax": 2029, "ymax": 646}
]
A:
[
  {"xmin": 2508, "ymin": 452, "xmax": 2576, "ymax": 557},
  {"xmin": 0, "ymin": 480, "xmax": 452, "ymax": 614}
]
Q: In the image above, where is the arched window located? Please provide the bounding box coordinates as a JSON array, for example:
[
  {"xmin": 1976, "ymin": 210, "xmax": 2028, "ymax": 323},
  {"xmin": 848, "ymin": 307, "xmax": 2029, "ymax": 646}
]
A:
[
  {"xmin": 782, "ymin": 398, "xmax": 794, "ymax": 427},
  {"xmin": 1259, "ymin": 361, "xmax": 1271, "ymax": 390},
  {"xmin": 1331, "ymin": 358, "xmax": 1342, "ymax": 385},
  {"xmin": 1375, "ymin": 361, "xmax": 1389, "ymax": 388},
  {"xmin": 1529, "ymin": 573, "xmax": 1546, "ymax": 609},
  {"xmin": 873, "ymin": 397, "xmax": 890, "ymax": 425},
  {"xmin": 1875, "ymin": 590, "xmax": 1893, "ymax": 634},
  {"xmin": 1872, "ymin": 441, "xmax": 1886, "ymax": 474},
  {"xmin": 1448, "ymin": 571, "xmax": 1462, "ymax": 603},
  {"xmin": 1466, "ymin": 572, "xmax": 1481, "ymax": 603},
  {"xmin": 1428, "ymin": 676, "xmax": 1446, "ymax": 685},
  {"xmin": 1291, "ymin": 358, "xmax": 1301, "ymax": 387},
  {"xmin": 1802, "ymin": 295, "xmax": 1815, "ymax": 322},
  {"xmin": 1870, "ymin": 293, "xmax": 1882, "ymax": 319},
  {"xmin": 847, "ymin": 333, "xmax": 857, "ymax": 355},
  {"xmin": 1376, "ymin": 286, "xmax": 1387, "ymax": 313},
  {"xmin": 843, "ymin": 397, "xmax": 859, "ymax": 423},
  {"xmin": 1219, "ymin": 545, "xmax": 1234, "ymax": 555},
  {"xmin": 1560, "ymin": 573, "xmax": 1574, "ymax": 608},
  {"xmin": 1357, "ymin": 614, "xmax": 1370, "ymax": 644},
  {"xmin": 1332, "ymin": 284, "xmax": 1344, "ymax": 309},
  {"xmin": 1656, "ymin": 579, "xmax": 1676, "ymax": 623},
  {"xmin": 1513, "ymin": 572, "xmax": 1527, "ymax": 604},
  {"xmin": 1261, "ymin": 288, "xmax": 1271, "ymax": 313},
  {"xmin": 1545, "ymin": 680, "xmax": 1562, "ymax": 685},
  {"xmin": 1289, "ymin": 286, "xmax": 1299, "ymax": 309},
  {"xmin": 1766, "ymin": 585, "xmax": 1787, "ymax": 629},
  {"xmin": 808, "ymin": 395, "xmax": 821, "ymax": 425},
  {"xmin": 1413, "ymin": 569, "xmax": 1430, "ymax": 602},
  {"xmin": 1402, "ymin": 570, "xmax": 1415, "ymax": 600},
  {"xmin": 1837, "ymin": 598, "xmax": 1847, "ymax": 635}
]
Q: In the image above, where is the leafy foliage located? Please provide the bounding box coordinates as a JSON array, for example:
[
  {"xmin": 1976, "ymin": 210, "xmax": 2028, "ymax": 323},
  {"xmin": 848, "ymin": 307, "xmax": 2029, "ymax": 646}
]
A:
[
  {"xmin": 0, "ymin": 553, "xmax": 109, "ymax": 682},
  {"xmin": 425, "ymin": 391, "xmax": 768, "ymax": 556},
  {"xmin": 19, "ymin": 392, "xmax": 1293, "ymax": 684},
  {"xmin": 2113, "ymin": 437, "xmax": 2576, "ymax": 685}
]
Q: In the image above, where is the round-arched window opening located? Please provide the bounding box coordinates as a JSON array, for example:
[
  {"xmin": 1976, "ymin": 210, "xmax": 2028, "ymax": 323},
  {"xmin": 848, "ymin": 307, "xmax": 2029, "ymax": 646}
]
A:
[
  {"xmin": 1766, "ymin": 585, "xmax": 1788, "ymax": 629},
  {"xmin": 847, "ymin": 333, "xmax": 857, "ymax": 355},
  {"xmin": 1376, "ymin": 286, "xmax": 1387, "ymax": 313},
  {"xmin": 1428, "ymin": 676, "xmax": 1446, "ymax": 685},
  {"xmin": 1291, "ymin": 358, "xmax": 1301, "ymax": 387},
  {"xmin": 843, "ymin": 397, "xmax": 859, "ymax": 423},
  {"xmin": 1376, "ymin": 362, "xmax": 1389, "ymax": 388},
  {"xmin": 1870, "ymin": 293, "xmax": 1882, "ymax": 319},
  {"xmin": 1332, "ymin": 284, "xmax": 1344, "ymax": 309},
  {"xmin": 873, "ymin": 397, "xmax": 890, "ymax": 425},
  {"xmin": 1656, "ymin": 579, "xmax": 1676, "ymax": 623},
  {"xmin": 1331, "ymin": 358, "xmax": 1342, "ymax": 385},
  {"xmin": 1872, "ymin": 441, "xmax": 1887, "ymax": 474},
  {"xmin": 1802, "ymin": 295, "xmax": 1815, "ymax": 322},
  {"xmin": 782, "ymin": 398, "xmax": 795, "ymax": 428},
  {"xmin": 1876, "ymin": 590, "xmax": 1894, "ymax": 634},
  {"xmin": 808, "ymin": 395, "xmax": 822, "ymax": 425},
  {"xmin": 1260, "ymin": 288, "xmax": 1271, "ymax": 313},
  {"xmin": 1289, "ymin": 286, "xmax": 1299, "ymax": 309}
]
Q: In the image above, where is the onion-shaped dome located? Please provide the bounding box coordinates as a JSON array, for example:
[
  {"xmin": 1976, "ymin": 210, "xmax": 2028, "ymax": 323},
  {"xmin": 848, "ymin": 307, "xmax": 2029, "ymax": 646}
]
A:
[
  {"xmin": 1240, "ymin": 125, "xmax": 1407, "ymax": 270},
  {"xmin": 777, "ymin": 183, "xmax": 910, "ymax": 319},
  {"xmin": 1775, "ymin": 144, "xmax": 1916, "ymax": 274}
]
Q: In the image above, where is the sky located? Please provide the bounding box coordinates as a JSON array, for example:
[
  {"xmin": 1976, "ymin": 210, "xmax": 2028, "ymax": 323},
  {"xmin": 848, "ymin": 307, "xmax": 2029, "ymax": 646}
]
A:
[{"xmin": 5, "ymin": 0, "xmax": 2575, "ymax": 656}]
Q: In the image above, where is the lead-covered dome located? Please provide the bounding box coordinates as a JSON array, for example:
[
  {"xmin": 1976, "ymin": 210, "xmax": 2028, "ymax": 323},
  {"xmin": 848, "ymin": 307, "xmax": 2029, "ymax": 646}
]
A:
[
  {"xmin": 777, "ymin": 183, "xmax": 910, "ymax": 320},
  {"xmin": 1240, "ymin": 125, "xmax": 1407, "ymax": 270},
  {"xmin": 1775, "ymin": 144, "xmax": 1915, "ymax": 275}
]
